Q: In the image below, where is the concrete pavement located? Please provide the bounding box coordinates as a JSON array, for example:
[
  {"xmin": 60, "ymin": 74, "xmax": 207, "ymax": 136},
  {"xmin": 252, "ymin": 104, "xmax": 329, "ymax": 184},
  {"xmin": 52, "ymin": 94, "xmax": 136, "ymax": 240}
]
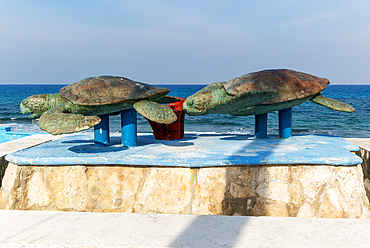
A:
[{"xmin": 1, "ymin": 210, "xmax": 370, "ymax": 248}]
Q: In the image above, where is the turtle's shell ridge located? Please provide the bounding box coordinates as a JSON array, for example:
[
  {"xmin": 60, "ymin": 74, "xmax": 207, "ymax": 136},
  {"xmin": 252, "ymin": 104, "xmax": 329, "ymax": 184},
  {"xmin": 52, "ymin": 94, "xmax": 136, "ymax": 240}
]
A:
[{"xmin": 60, "ymin": 76, "xmax": 170, "ymax": 105}]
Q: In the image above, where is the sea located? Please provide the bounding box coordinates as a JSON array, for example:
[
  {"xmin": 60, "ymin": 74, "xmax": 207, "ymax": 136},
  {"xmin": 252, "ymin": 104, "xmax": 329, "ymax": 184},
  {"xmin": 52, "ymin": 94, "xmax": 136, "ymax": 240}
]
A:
[{"xmin": 0, "ymin": 84, "xmax": 369, "ymax": 138}]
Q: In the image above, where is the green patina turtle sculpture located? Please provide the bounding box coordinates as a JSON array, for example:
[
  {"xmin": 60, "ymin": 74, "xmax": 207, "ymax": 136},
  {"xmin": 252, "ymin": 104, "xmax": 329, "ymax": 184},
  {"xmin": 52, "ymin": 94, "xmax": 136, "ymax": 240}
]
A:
[
  {"xmin": 183, "ymin": 69, "xmax": 355, "ymax": 116},
  {"xmin": 20, "ymin": 76, "xmax": 180, "ymax": 135}
]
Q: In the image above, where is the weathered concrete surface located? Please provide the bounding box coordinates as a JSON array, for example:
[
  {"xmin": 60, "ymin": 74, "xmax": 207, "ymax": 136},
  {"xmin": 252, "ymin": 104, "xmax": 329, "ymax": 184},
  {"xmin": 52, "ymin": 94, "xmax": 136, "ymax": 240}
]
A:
[
  {"xmin": 1, "ymin": 163, "xmax": 369, "ymax": 218},
  {"xmin": 346, "ymin": 138, "xmax": 370, "ymax": 201},
  {"xmin": 0, "ymin": 134, "xmax": 57, "ymax": 188},
  {"xmin": 1, "ymin": 210, "xmax": 370, "ymax": 248}
]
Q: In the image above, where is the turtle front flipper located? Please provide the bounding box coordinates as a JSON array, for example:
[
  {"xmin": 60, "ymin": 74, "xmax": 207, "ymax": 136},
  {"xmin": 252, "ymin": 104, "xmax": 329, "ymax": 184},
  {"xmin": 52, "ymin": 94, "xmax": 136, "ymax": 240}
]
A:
[
  {"xmin": 133, "ymin": 100, "xmax": 177, "ymax": 124},
  {"xmin": 38, "ymin": 105, "xmax": 101, "ymax": 135},
  {"xmin": 310, "ymin": 94, "xmax": 355, "ymax": 113},
  {"xmin": 207, "ymin": 90, "xmax": 279, "ymax": 114}
]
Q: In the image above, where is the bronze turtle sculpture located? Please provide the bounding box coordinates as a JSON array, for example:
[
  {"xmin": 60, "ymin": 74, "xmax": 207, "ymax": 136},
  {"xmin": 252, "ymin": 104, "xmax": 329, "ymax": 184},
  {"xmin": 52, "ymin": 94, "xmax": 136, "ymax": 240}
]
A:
[
  {"xmin": 20, "ymin": 76, "xmax": 180, "ymax": 135},
  {"xmin": 183, "ymin": 69, "xmax": 354, "ymax": 116}
]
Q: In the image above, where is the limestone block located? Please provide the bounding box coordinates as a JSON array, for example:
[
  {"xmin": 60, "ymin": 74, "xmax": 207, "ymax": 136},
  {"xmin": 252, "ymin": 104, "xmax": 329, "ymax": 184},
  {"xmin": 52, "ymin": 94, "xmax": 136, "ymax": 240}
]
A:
[
  {"xmin": 318, "ymin": 186, "xmax": 346, "ymax": 218},
  {"xmin": 0, "ymin": 156, "xmax": 8, "ymax": 187},
  {"xmin": 0, "ymin": 190, "xmax": 5, "ymax": 209},
  {"xmin": 25, "ymin": 168, "xmax": 53, "ymax": 209},
  {"xmin": 256, "ymin": 167, "xmax": 290, "ymax": 203},
  {"xmin": 86, "ymin": 167, "xmax": 145, "ymax": 212},
  {"xmin": 0, "ymin": 163, "xmax": 20, "ymax": 209},
  {"xmin": 134, "ymin": 168, "xmax": 193, "ymax": 214},
  {"xmin": 296, "ymin": 202, "xmax": 317, "ymax": 218},
  {"xmin": 46, "ymin": 166, "xmax": 88, "ymax": 211},
  {"xmin": 356, "ymin": 147, "xmax": 370, "ymax": 179},
  {"xmin": 227, "ymin": 167, "xmax": 256, "ymax": 199},
  {"xmin": 192, "ymin": 165, "xmax": 370, "ymax": 218},
  {"xmin": 192, "ymin": 168, "xmax": 227, "ymax": 215},
  {"xmin": 290, "ymin": 166, "xmax": 333, "ymax": 201},
  {"xmin": 288, "ymin": 179, "xmax": 304, "ymax": 207},
  {"xmin": 357, "ymin": 148, "xmax": 370, "ymax": 200},
  {"xmin": 220, "ymin": 167, "xmax": 259, "ymax": 216},
  {"xmin": 1, "ymin": 163, "xmax": 20, "ymax": 193},
  {"xmin": 253, "ymin": 198, "xmax": 289, "ymax": 217},
  {"xmin": 332, "ymin": 165, "xmax": 370, "ymax": 218}
]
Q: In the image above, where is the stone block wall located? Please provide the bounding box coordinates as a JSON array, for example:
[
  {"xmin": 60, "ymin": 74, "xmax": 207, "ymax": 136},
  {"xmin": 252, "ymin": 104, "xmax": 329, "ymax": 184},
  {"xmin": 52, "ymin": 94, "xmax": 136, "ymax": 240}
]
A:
[
  {"xmin": 1, "ymin": 162, "xmax": 369, "ymax": 218},
  {"xmin": 357, "ymin": 147, "xmax": 370, "ymax": 199},
  {"xmin": 0, "ymin": 156, "xmax": 8, "ymax": 188}
]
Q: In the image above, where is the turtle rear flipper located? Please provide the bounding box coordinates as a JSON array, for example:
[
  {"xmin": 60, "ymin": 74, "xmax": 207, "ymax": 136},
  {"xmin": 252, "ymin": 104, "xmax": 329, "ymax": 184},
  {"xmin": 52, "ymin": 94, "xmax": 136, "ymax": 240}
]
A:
[
  {"xmin": 38, "ymin": 105, "xmax": 101, "ymax": 135},
  {"xmin": 133, "ymin": 100, "xmax": 177, "ymax": 124},
  {"xmin": 310, "ymin": 94, "xmax": 355, "ymax": 113}
]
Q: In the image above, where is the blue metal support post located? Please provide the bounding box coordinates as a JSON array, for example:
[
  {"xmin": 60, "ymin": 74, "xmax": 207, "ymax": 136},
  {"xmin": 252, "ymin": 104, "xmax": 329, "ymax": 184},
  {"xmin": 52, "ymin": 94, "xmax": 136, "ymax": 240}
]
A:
[
  {"xmin": 121, "ymin": 108, "xmax": 137, "ymax": 147},
  {"xmin": 94, "ymin": 115, "xmax": 110, "ymax": 146},
  {"xmin": 279, "ymin": 107, "xmax": 292, "ymax": 139},
  {"xmin": 254, "ymin": 113, "xmax": 268, "ymax": 138}
]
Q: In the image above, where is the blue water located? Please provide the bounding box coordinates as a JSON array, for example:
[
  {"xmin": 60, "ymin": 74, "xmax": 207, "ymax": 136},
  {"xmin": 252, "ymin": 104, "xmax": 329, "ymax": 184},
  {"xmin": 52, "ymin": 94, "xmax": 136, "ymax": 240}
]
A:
[
  {"xmin": 0, "ymin": 130, "xmax": 36, "ymax": 144},
  {"xmin": 0, "ymin": 84, "xmax": 369, "ymax": 138}
]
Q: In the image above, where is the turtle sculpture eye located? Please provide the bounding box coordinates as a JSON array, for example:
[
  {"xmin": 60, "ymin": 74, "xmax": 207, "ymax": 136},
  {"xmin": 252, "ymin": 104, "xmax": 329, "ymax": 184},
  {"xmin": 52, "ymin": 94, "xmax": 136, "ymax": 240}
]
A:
[
  {"xmin": 22, "ymin": 100, "xmax": 28, "ymax": 105},
  {"xmin": 187, "ymin": 99, "xmax": 195, "ymax": 107}
]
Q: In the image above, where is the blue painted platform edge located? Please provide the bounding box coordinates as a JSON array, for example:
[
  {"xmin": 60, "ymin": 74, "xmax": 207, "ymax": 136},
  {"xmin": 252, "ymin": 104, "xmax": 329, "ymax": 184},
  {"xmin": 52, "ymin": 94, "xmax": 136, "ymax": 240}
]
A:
[{"xmin": 5, "ymin": 134, "xmax": 363, "ymax": 167}]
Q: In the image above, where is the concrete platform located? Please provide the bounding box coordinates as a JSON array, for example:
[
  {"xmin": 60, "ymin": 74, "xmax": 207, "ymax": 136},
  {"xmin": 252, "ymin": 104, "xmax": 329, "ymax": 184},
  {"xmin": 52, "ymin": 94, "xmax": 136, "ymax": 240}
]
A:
[
  {"xmin": 5, "ymin": 133, "xmax": 362, "ymax": 166},
  {"xmin": 1, "ymin": 210, "xmax": 370, "ymax": 248},
  {"xmin": 346, "ymin": 138, "xmax": 370, "ymax": 151}
]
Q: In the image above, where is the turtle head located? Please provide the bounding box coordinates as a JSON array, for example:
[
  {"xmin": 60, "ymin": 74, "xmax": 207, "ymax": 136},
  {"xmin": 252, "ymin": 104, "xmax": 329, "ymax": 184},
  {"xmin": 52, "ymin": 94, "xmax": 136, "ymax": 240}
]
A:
[
  {"xmin": 183, "ymin": 82, "xmax": 228, "ymax": 115},
  {"xmin": 20, "ymin": 94, "xmax": 51, "ymax": 119}
]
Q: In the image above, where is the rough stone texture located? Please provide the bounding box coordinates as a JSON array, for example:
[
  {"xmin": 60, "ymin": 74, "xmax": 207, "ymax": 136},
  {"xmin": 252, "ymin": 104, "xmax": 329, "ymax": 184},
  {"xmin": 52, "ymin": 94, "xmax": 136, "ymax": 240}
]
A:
[
  {"xmin": 86, "ymin": 167, "xmax": 145, "ymax": 213},
  {"xmin": 0, "ymin": 156, "xmax": 7, "ymax": 187},
  {"xmin": 345, "ymin": 138, "xmax": 370, "ymax": 201},
  {"xmin": 356, "ymin": 148, "xmax": 370, "ymax": 200},
  {"xmin": 1, "ymin": 162, "xmax": 369, "ymax": 218}
]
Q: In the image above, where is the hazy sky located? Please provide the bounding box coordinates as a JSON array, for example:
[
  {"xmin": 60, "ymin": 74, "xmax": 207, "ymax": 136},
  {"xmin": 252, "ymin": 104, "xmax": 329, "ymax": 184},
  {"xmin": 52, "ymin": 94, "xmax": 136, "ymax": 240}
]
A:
[{"xmin": 1, "ymin": 0, "xmax": 369, "ymax": 84}]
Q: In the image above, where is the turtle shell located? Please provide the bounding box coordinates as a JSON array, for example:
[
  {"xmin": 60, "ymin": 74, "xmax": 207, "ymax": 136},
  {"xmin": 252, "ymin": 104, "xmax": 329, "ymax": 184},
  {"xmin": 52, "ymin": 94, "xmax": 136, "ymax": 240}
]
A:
[
  {"xmin": 60, "ymin": 76, "xmax": 170, "ymax": 105},
  {"xmin": 223, "ymin": 69, "xmax": 329, "ymax": 104}
]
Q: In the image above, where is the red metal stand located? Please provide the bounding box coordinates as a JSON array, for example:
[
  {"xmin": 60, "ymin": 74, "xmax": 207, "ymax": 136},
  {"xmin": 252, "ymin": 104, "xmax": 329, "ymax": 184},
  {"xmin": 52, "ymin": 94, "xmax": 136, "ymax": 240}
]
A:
[{"xmin": 146, "ymin": 98, "xmax": 185, "ymax": 141}]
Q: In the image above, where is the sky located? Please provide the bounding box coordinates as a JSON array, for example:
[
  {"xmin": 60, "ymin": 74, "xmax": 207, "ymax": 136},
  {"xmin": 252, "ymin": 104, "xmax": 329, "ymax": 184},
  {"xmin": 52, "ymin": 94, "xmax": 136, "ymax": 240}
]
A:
[{"xmin": 1, "ymin": 0, "xmax": 369, "ymax": 85}]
